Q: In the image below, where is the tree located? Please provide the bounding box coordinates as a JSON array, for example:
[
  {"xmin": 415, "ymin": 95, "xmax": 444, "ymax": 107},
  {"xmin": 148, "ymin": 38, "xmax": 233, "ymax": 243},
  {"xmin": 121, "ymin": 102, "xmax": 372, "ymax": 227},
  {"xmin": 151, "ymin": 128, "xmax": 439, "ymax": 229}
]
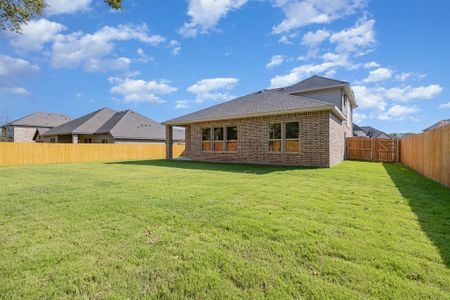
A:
[{"xmin": 0, "ymin": 0, "xmax": 123, "ymax": 33}]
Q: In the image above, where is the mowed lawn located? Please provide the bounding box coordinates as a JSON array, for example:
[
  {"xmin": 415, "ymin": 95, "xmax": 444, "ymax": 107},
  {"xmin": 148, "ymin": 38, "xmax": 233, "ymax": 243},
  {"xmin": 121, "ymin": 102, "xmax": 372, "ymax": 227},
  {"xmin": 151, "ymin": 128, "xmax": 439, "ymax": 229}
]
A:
[{"xmin": 0, "ymin": 160, "xmax": 449, "ymax": 299}]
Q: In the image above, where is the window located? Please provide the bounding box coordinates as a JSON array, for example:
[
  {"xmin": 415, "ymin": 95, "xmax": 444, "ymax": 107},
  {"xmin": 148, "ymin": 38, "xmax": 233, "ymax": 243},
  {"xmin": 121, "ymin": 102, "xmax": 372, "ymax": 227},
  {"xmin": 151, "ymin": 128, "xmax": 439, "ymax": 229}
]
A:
[
  {"xmin": 102, "ymin": 139, "xmax": 108, "ymax": 144},
  {"xmin": 84, "ymin": 138, "xmax": 92, "ymax": 144},
  {"xmin": 50, "ymin": 137, "xmax": 56, "ymax": 143},
  {"xmin": 6, "ymin": 126, "xmax": 13, "ymax": 136},
  {"xmin": 213, "ymin": 127, "xmax": 224, "ymax": 151},
  {"xmin": 226, "ymin": 126, "xmax": 238, "ymax": 152},
  {"xmin": 269, "ymin": 123, "xmax": 282, "ymax": 152},
  {"xmin": 285, "ymin": 122, "xmax": 300, "ymax": 152},
  {"xmin": 201, "ymin": 128, "xmax": 212, "ymax": 151}
]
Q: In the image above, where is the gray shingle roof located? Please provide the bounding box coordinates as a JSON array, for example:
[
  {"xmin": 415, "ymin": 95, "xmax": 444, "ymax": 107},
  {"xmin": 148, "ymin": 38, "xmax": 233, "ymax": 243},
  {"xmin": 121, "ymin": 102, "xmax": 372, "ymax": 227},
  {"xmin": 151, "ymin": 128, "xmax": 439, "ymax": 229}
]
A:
[
  {"xmin": 163, "ymin": 89, "xmax": 335, "ymax": 125},
  {"xmin": 423, "ymin": 119, "xmax": 450, "ymax": 132},
  {"xmin": 43, "ymin": 107, "xmax": 184, "ymax": 141},
  {"xmin": 360, "ymin": 126, "xmax": 392, "ymax": 139},
  {"xmin": 281, "ymin": 75, "xmax": 348, "ymax": 94},
  {"xmin": 43, "ymin": 108, "xmax": 117, "ymax": 136},
  {"xmin": 5, "ymin": 112, "xmax": 71, "ymax": 128},
  {"xmin": 97, "ymin": 110, "xmax": 184, "ymax": 141}
]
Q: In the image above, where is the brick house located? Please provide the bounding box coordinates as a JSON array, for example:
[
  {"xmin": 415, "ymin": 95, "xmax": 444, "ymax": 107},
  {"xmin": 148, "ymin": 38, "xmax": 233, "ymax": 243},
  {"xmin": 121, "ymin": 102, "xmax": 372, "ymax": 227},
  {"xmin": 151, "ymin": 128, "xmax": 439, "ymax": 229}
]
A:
[
  {"xmin": 41, "ymin": 107, "xmax": 184, "ymax": 144},
  {"xmin": 1, "ymin": 112, "xmax": 71, "ymax": 142},
  {"xmin": 163, "ymin": 75, "xmax": 357, "ymax": 167}
]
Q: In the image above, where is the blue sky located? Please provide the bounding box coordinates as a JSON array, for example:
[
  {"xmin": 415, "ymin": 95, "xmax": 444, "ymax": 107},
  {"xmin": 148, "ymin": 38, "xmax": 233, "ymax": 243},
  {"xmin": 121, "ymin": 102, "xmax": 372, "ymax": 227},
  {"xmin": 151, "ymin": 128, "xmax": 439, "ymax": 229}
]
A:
[{"xmin": 0, "ymin": 0, "xmax": 449, "ymax": 133}]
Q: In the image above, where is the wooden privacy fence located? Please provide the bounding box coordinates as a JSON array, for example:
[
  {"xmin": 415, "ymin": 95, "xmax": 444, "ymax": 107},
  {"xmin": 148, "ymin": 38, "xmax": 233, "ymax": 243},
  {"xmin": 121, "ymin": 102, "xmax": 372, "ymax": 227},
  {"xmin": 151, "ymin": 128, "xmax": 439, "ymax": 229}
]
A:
[
  {"xmin": 346, "ymin": 137, "xmax": 400, "ymax": 162},
  {"xmin": 0, "ymin": 143, "xmax": 185, "ymax": 166},
  {"xmin": 400, "ymin": 124, "xmax": 449, "ymax": 187}
]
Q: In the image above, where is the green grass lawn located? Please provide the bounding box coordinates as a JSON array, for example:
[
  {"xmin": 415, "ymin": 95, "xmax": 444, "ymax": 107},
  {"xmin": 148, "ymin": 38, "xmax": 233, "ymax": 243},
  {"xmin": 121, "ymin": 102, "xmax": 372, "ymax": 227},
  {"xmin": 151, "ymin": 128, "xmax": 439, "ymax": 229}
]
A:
[{"xmin": 0, "ymin": 160, "xmax": 449, "ymax": 299}]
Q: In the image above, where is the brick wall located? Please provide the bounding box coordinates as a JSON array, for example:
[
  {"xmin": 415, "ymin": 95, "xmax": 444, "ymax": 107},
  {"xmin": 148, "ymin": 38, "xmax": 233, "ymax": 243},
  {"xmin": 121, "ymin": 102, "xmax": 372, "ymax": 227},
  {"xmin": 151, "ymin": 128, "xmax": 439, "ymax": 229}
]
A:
[
  {"xmin": 185, "ymin": 111, "xmax": 331, "ymax": 167},
  {"xmin": 13, "ymin": 126, "xmax": 37, "ymax": 142}
]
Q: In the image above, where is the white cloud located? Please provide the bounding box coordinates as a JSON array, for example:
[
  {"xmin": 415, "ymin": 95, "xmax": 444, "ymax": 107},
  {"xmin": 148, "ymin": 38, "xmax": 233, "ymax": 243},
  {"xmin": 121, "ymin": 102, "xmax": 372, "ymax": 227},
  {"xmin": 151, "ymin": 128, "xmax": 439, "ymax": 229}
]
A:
[
  {"xmin": 179, "ymin": 0, "xmax": 247, "ymax": 37},
  {"xmin": 0, "ymin": 87, "xmax": 33, "ymax": 97},
  {"xmin": 51, "ymin": 24, "xmax": 165, "ymax": 72},
  {"xmin": 273, "ymin": 0, "xmax": 367, "ymax": 34},
  {"xmin": 0, "ymin": 55, "xmax": 38, "ymax": 97},
  {"xmin": 329, "ymin": 18, "xmax": 376, "ymax": 55},
  {"xmin": 302, "ymin": 29, "xmax": 330, "ymax": 46},
  {"xmin": 395, "ymin": 72, "xmax": 412, "ymax": 82},
  {"xmin": 188, "ymin": 77, "xmax": 238, "ymax": 102},
  {"xmin": 46, "ymin": 0, "xmax": 92, "ymax": 15},
  {"xmin": 378, "ymin": 105, "xmax": 419, "ymax": 120},
  {"xmin": 109, "ymin": 77, "xmax": 177, "ymax": 103},
  {"xmin": 269, "ymin": 53, "xmax": 352, "ymax": 88},
  {"xmin": 384, "ymin": 85, "xmax": 443, "ymax": 102},
  {"xmin": 175, "ymin": 100, "xmax": 190, "ymax": 109},
  {"xmin": 363, "ymin": 61, "xmax": 380, "ymax": 69},
  {"xmin": 0, "ymin": 55, "xmax": 39, "ymax": 81},
  {"xmin": 353, "ymin": 112, "xmax": 367, "ymax": 123},
  {"xmin": 136, "ymin": 48, "xmax": 154, "ymax": 63},
  {"xmin": 266, "ymin": 55, "xmax": 285, "ymax": 69},
  {"xmin": 439, "ymin": 102, "xmax": 450, "ymax": 109},
  {"xmin": 362, "ymin": 67, "xmax": 392, "ymax": 83},
  {"xmin": 168, "ymin": 40, "xmax": 181, "ymax": 55},
  {"xmin": 278, "ymin": 35, "xmax": 293, "ymax": 45},
  {"xmin": 353, "ymin": 83, "xmax": 442, "ymax": 120},
  {"xmin": 9, "ymin": 19, "xmax": 66, "ymax": 51},
  {"xmin": 352, "ymin": 85, "xmax": 387, "ymax": 112},
  {"xmin": 302, "ymin": 29, "xmax": 331, "ymax": 57}
]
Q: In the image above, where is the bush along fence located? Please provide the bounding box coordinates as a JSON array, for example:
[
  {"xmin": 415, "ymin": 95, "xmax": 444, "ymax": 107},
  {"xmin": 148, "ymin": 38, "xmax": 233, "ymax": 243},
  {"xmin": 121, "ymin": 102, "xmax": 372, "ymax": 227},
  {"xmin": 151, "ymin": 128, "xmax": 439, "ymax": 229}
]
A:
[
  {"xmin": 0, "ymin": 143, "xmax": 185, "ymax": 166},
  {"xmin": 347, "ymin": 124, "xmax": 449, "ymax": 188}
]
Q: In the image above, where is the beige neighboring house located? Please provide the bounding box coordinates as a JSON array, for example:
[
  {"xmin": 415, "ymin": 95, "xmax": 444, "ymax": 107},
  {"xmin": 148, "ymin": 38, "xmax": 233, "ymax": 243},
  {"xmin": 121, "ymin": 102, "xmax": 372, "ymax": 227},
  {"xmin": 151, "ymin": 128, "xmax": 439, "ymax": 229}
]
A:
[
  {"xmin": 41, "ymin": 107, "xmax": 184, "ymax": 144},
  {"xmin": 163, "ymin": 75, "xmax": 356, "ymax": 167},
  {"xmin": 1, "ymin": 112, "xmax": 72, "ymax": 142}
]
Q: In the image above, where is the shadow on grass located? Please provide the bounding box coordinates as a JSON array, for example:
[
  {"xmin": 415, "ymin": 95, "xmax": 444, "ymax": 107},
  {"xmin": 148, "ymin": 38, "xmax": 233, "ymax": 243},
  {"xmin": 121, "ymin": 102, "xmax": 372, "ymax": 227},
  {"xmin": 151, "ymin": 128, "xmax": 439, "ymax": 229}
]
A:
[
  {"xmin": 383, "ymin": 163, "xmax": 450, "ymax": 267},
  {"xmin": 106, "ymin": 159, "xmax": 318, "ymax": 175}
]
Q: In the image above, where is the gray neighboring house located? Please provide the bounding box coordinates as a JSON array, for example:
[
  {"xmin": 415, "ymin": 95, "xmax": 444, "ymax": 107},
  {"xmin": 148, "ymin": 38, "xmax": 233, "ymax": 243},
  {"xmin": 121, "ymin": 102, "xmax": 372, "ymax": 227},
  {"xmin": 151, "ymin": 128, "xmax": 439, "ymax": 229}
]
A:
[
  {"xmin": 423, "ymin": 119, "xmax": 450, "ymax": 132},
  {"xmin": 352, "ymin": 124, "xmax": 393, "ymax": 139},
  {"xmin": 1, "ymin": 112, "xmax": 72, "ymax": 142},
  {"xmin": 163, "ymin": 75, "xmax": 357, "ymax": 167},
  {"xmin": 41, "ymin": 107, "xmax": 184, "ymax": 144}
]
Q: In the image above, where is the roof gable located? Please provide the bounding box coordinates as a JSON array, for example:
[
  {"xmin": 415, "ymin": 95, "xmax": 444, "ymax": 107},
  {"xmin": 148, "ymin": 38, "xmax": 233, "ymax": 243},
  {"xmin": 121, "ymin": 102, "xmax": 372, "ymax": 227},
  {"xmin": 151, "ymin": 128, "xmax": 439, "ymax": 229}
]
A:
[
  {"xmin": 43, "ymin": 108, "xmax": 116, "ymax": 136},
  {"xmin": 281, "ymin": 75, "xmax": 349, "ymax": 94},
  {"xmin": 5, "ymin": 112, "xmax": 71, "ymax": 128},
  {"xmin": 43, "ymin": 107, "xmax": 185, "ymax": 141}
]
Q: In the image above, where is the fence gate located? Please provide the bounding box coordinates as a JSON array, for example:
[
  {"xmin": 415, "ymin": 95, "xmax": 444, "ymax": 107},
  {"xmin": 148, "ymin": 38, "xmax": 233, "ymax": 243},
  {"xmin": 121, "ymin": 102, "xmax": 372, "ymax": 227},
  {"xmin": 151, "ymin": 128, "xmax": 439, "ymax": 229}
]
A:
[{"xmin": 346, "ymin": 137, "xmax": 400, "ymax": 162}]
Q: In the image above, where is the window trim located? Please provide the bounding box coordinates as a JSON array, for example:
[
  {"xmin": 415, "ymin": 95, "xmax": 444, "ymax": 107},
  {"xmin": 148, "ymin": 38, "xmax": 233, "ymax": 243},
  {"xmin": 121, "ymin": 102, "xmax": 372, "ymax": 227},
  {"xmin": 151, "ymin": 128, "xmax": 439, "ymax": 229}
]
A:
[
  {"xmin": 201, "ymin": 127, "xmax": 212, "ymax": 152},
  {"xmin": 267, "ymin": 121, "xmax": 301, "ymax": 154},
  {"xmin": 284, "ymin": 121, "xmax": 300, "ymax": 153},
  {"xmin": 268, "ymin": 122, "xmax": 283, "ymax": 153},
  {"xmin": 201, "ymin": 126, "xmax": 238, "ymax": 153},
  {"xmin": 225, "ymin": 126, "xmax": 238, "ymax": 152}
]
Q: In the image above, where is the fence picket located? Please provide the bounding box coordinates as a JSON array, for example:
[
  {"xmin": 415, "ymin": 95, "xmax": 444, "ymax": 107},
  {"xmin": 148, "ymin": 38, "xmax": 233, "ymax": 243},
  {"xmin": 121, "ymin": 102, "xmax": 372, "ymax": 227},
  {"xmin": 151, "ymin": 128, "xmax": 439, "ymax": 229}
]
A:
[{"xmin": 0, "ymin": 143, "xmax": 185, "ymax": 166}]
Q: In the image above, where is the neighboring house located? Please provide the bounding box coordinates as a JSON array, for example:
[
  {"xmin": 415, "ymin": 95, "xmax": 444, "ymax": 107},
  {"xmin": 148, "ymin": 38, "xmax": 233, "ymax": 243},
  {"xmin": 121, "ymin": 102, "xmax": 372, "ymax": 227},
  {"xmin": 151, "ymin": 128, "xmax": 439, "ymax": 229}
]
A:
[
  {"xmin": 423, "ymin": 119, "xmax": 450, "ymax": 132},
  {"xmin": 163, "ymin": 75, "xmax": 357, "ymax": 167},
  {"xmin": 0, "ymin": 112, "xmax": 72, "ymax": 142},
  {"xmin": 41, "ymin": 107, "xmax": 184, "ymax": 144},
  {"xmin": 359, "ymin": 126, "xmax": 392, "ymax": 139},
  {"xmin": 352, "ymin": 123, "xmax": 367, "ymax": 137},
  {"xmin": 352, "ymin": 124, "xmax": 393, "ymax": 139}
]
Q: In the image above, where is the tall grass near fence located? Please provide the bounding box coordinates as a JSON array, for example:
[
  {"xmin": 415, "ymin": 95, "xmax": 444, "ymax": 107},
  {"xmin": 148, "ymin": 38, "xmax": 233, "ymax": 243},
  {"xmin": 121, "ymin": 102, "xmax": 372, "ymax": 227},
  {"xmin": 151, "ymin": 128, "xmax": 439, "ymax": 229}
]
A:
[{"xmin": 0, "ymin": 143, "xmax": 185, "ymax": 166}]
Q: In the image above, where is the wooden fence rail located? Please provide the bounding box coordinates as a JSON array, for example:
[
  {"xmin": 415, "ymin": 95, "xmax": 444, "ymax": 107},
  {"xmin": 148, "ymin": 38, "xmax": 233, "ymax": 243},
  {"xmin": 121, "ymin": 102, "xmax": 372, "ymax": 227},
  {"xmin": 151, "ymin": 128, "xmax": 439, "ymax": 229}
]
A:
[
  {"xmin": 0, "ymin": 143, "xmax": 185, "ymax": 166},
  {"xmin": 346, "ymin": 137, "xmax": 400, "ymax": 162},
  {"xmin": 400, "ymin": 124, "xmax": 449, "ymax": 187}
]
